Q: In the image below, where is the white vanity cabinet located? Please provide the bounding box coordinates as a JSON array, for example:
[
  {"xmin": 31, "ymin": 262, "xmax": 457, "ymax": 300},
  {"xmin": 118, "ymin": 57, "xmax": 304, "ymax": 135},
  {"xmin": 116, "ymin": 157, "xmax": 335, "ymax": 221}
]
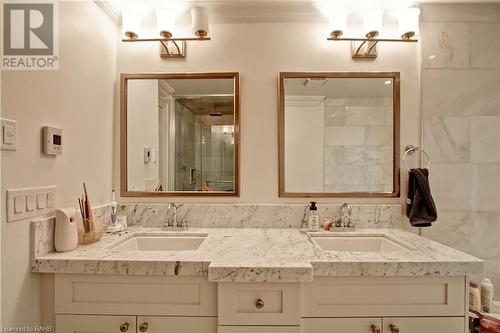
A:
[
  {"xmin": 54, "ymin": 274, "xmax": 468, "ymax": 333},
  {"xmin": 54, "ymin": 274, "xmax": 218, "ymax": 333},
  {"xmin": 301, "ymin": 276, "xmax": 467, "ymax": 333}
]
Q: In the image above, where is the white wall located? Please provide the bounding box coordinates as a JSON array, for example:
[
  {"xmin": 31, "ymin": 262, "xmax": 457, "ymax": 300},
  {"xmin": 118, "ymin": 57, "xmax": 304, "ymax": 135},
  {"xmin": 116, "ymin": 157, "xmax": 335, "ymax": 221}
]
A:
[
  {"xmin": 127, "ymin": 80, "xmax": 159, "ymax": 191},
  {"xmin": 115, "ymin": 20, "xmax": 420, "ymax": 204},
  {"xmin": 1, "ymin": 1, "xmax": 116, "ymax": 326}
]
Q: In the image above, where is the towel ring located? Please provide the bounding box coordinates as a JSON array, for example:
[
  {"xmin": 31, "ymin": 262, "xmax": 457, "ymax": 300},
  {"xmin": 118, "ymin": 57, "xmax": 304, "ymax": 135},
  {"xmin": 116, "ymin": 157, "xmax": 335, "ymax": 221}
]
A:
[{"xmin": 403, "ymin": 145, "xmax": 430, "ymax": 172}]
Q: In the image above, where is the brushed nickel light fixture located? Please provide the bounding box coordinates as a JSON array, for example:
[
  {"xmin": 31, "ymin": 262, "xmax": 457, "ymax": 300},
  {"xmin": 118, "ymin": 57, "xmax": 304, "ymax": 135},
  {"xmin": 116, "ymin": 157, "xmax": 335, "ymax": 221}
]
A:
[
  {"xmin": 121, "ymin": 6, "xmax": 210, "ymax": 59},
  {"xmin": 328, "ymin": 7, "xmax": 420, "ymax": 59}
]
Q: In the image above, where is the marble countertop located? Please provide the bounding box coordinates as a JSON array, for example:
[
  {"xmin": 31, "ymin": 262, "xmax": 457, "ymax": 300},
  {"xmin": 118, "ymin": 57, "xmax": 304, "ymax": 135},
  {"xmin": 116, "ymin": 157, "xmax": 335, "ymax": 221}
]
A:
[{"xmin": 32, "ymin": 227, "xmax": 483, "ymax": 282}]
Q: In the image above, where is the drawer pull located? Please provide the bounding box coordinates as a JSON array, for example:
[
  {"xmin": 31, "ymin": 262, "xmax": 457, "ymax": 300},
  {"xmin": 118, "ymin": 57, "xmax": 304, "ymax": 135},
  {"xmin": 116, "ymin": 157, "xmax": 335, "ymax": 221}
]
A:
[
  {"xmin": 370, "ymin": 324, "xmax": 381, "ymax": 333},
  {"xmin": 389, "ymin": 324, "xmax": 400, "ymax": 333},
  {"xmin": 139, "ymin": 322, "xmax": 149, "ymax": 332},
  {"xmin": 255, "ymin": 298, "xmax": 265, "ymax": 309},
  {"xmin": 119, "ymin": 322, "xmax": 129, "ymax": 332}
]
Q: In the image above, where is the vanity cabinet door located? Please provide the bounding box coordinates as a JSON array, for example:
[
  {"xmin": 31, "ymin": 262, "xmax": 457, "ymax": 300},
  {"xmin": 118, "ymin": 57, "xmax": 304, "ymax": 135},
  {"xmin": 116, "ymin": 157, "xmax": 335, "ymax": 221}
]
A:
[
  {"xmin": 56, "ymin": 315, "xmax": 136, "ymax": 333},
  {"xmin": 302, "ymin": 318, "xmax": 383, "ymax": 333},
  {"xmin": 136, "ymin": 316, "xmax": 217, "ymax": 333},
  {"xmin": 383, "ymin": 317, "xmax": 466, "ymax": 333}
]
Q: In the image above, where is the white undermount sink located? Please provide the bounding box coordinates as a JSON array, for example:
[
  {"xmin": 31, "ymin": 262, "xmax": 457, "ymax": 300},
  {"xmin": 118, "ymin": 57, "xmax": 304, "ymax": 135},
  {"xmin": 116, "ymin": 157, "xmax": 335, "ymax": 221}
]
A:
[
  {"xmin": 111, "ymin": 234, "xmax": 207, "ymax": 251},
  {"xmin": 311, "ymin": 235, "xmax": 413, "ymax": 253}
]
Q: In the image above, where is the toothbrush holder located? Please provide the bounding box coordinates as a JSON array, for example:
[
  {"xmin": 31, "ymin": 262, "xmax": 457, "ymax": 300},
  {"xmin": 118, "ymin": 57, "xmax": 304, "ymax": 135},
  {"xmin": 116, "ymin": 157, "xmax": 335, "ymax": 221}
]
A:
[{"xmin": 76, "ymin": 215, "xmax": 103, "ymax": 245}]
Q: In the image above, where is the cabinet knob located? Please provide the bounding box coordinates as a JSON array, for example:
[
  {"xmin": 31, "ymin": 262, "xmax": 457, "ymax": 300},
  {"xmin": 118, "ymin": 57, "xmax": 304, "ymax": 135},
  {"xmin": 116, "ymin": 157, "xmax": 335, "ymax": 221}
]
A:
[
  {"xmin": 139, "ymin": 322, "xmax": 149, "ymax": 332},
  {"xmin": 389, "ymin": 324, "xmax": 400, "ymax": 333},
  {"xmin": 119, "ymin": 322, "xmax": 129, "ymax": 332},
  {"xmin": 255, "ymin": 298, "xmax": 265, "ymax": 309},
  {"xmin": 370, "ymin": 324, "xmax": 381, "ymax": 333}
]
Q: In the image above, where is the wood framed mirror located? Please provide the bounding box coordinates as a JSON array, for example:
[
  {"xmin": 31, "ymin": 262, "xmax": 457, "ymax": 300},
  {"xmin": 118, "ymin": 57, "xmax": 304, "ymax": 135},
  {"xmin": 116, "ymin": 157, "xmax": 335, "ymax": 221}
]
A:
[
  {"xmin": 278, "ymin": 72, "xmax": 400, "ymax": 198},
  {"xmin": 121, "ymin": 72, "xmax": 240, "ymax": 197}
]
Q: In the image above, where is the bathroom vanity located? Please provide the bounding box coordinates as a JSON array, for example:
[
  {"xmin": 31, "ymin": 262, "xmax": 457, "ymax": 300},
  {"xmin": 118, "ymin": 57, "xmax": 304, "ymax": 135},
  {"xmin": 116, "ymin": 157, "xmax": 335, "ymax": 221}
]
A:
[{"xmin": 32, "ymin": 228, "xmax": 482, "ymax": 333}]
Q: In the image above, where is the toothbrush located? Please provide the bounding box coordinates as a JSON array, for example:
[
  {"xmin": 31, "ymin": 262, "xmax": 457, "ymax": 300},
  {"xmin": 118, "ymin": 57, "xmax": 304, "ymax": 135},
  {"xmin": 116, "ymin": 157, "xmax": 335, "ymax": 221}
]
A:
[{"xmin": 111, "ymin": 190, "xmax": 117, "ymax": 225}]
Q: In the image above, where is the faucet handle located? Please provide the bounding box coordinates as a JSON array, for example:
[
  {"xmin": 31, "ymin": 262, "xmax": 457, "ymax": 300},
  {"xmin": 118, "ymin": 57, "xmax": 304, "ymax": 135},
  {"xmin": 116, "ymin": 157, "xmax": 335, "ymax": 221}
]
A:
[
  {"xmin": 332, "ymin": 216, "xmax": 343, "ymax": 227},
  {"xmin": 180, "ymin": 218, "xmax": 188, "ymax": 229}
]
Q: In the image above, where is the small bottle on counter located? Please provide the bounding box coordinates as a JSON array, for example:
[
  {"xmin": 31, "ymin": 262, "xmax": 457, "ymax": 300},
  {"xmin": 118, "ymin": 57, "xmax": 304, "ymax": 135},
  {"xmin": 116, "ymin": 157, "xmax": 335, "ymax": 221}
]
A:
[
  {"xmin": 308, "ymin": 202, "xmax": 319, "ymax": 232},
  {"xmin": 470, "ymin": 280, "xmax": 482, "ymax": 313},
  {"xmin": 481, "ymin": 278, "xmax": 494, "ymax": 313}
]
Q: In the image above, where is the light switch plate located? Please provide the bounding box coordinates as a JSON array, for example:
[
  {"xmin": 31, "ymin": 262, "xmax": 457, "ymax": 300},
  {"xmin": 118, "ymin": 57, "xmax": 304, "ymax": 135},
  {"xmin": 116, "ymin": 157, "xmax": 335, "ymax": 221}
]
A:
[
  {"xmin": 46, "ymin": 192, "xmax": 54, "ymax": 208},
  {"xmin": 14, "ymin": 196, "xmax": 25, "ymax": 214},
  {"xmin": 7, "ymin": 186, "xmax": 57, "ymax": 222},
  {"xmin": 26, "ymin": 195, "xmax": 36, "ymax": 211},
  {"xmin": 1, "ymin": 118, "xmax": 17, "ymax": 151},
  {"xmin": 37, "ymin": 193, "xmax": 46, "ymax": 209}
]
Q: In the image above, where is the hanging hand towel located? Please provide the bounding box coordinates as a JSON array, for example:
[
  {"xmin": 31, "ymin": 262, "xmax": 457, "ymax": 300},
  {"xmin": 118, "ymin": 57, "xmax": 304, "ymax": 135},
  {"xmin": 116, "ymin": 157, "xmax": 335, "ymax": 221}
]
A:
[{"xmin": 406, "ymin": 168, "xmax": 437, "ymax": 227}]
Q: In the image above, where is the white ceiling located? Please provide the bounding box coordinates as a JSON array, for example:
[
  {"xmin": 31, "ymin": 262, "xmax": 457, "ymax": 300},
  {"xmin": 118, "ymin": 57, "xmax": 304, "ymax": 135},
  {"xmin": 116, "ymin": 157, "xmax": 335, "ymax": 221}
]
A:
[{"xmin": 104, "ymin": 0, "xmax": 500, "ymax": 23}]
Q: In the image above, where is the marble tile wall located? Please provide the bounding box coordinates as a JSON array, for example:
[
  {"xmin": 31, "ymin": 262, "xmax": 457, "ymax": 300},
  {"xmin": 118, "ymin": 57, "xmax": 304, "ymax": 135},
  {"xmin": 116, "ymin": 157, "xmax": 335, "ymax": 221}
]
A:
[
  {"xmin": 117, "ymin": 203, "xmax": 402, "ymax": 229},
  {"xmin": 324, "ymin": 97, "xmax": 393, "ymax": 192},
  {"xmin": 420, "ymin": 3, "xmax": 500, "ymax": 298}
]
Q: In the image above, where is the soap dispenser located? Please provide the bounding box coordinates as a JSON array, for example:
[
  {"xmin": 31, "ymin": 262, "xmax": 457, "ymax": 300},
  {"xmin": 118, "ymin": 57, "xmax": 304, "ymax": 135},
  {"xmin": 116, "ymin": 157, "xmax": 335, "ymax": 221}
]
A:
[
  {"xmin": 308, "ymin": 202, "xmax": 319, "ymax": 232},
  {"xmin": 55, "ymin": 208, "xmax": 78, "ymax": 252}
]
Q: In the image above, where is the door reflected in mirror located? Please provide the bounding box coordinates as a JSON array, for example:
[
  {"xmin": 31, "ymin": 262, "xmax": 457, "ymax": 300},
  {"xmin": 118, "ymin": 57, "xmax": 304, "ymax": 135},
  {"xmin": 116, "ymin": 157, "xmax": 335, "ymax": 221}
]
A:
[
  {"xmin": 279, "ymin": 72, "xmax": 400, "ymax": 198},
  {"xmin": 121, "ymin": 73, "xmax": 240, "ymax": 197}
]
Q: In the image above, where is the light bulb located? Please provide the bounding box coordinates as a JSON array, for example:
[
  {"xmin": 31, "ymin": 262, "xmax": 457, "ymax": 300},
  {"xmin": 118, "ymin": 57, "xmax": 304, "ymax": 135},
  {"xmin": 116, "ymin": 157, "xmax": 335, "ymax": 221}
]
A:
[
  {"xmin": 156, "ymin": 10, "xmax": 176, "ymax": 38},
  {"xmin": 362, "ymin": 10, "xmax": 384, "ymax": 39},
  {"xmin": 121, "ymin": 11, "xmax": 141, "ymax": 39},
  {"xmin": 191, "ymin": 6, "xmax": 209, "ymax": 38},
  {"xmin": 398, "ymin": 7, "xmax": 420, "ymax": 40},
  {"xmin": 328, "ymin": 10, "xmax": 348, "ymax": 38}
]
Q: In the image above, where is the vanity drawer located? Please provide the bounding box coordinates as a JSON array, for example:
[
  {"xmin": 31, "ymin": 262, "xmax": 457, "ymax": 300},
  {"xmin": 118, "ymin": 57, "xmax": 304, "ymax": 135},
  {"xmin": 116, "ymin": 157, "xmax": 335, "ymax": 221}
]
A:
[
  {"xmin": 55, "ymin": 274, "xmax": 217, "ymax": 316},
  {"xmin": 218, "ymin": 282, "xmax": 301, "ymax": 326},
  {"xmin": 302, "ymin": 276, "xmax": 465, "ymax": 317}
]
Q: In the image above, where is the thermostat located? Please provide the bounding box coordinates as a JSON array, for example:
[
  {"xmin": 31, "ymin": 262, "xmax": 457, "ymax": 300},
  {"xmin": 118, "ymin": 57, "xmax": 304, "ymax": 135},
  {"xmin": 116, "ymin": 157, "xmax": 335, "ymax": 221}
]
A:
[{"xmin": 43, "ymin": 126, "xmax": 62, "ymax": 155}]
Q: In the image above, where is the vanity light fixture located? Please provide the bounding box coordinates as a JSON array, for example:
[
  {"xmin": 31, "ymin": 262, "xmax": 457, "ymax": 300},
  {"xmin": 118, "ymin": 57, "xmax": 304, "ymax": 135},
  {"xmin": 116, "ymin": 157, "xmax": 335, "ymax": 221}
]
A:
[
  {"xmin": 362, "ymin": 10, "xmax": 383, "ymax": 39},
  {"xmin": 156, "ymin": 10, "xmax": 176, "ymax": 39},
  {"xmin": 191, "ymin": 6, "xmax": 209, "ymax": 38},
  {"xmin": 328, "ymin": 10, "xmax": 348, "ymax": 39},
  {"xmin": 328, "ymin": 7, "xmax": 419, "ymax": 59},
  {"xmin": 398, "ymin": 7, "xmax": 420, "ymax": 40},
  {"xmin": 121, "ymin": 11, "xmax": 141, "ymax": 40},
  {"xmin": 121, "ymin": 6, "xmax": 211, "ymax": 59}
]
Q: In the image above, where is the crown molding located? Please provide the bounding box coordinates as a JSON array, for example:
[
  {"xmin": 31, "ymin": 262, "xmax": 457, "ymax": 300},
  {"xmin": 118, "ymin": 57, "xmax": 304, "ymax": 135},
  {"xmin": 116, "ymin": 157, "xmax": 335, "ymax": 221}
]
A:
[{"xmin": 93, "ymin": 0, "xmax": 120, "ymax": 24}]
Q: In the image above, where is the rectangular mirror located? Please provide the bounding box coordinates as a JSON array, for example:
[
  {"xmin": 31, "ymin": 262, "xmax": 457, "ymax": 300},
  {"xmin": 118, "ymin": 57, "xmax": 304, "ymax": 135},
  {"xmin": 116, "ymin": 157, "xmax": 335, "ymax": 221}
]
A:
[
  {"xmin": 121, "ymin": 73, "xmax": 240, "ymax": 197},
  {"xmin": 278, "ymin": 72, "xmax": 400, "ymax": 198}
]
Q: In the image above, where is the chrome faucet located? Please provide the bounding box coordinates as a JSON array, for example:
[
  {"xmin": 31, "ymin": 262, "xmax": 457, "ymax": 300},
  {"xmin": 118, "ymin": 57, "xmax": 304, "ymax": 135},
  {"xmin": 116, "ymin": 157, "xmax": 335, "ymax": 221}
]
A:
[
  {"xmin": 340, "ymin": 202, "xmax": 353, "ymax": 227},
  {"xmin": 164, "ymin": 202, "xmax": 186, "ymax": 230},
  {"xmin": 330, "ymin": 202, "xmax": 355, "ymax": 231}
]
